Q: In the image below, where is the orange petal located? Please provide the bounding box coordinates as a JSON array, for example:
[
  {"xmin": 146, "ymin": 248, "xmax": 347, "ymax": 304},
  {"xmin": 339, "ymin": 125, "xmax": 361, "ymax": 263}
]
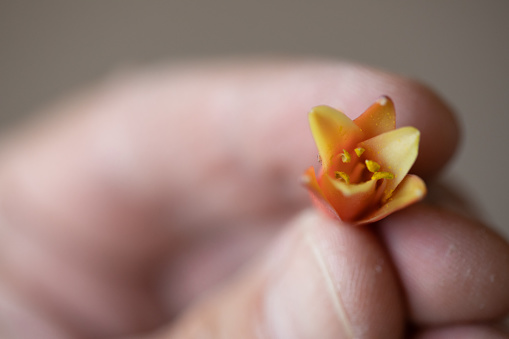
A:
[
  {"xmin": 357, "ymin": 174, "xmax": 426, "ymax": 224},
  {"xmin": 309, "ymin": 105, "xmax": 364, "ymax": 171},
  {"xmin": 301, "ymin": 166, "xmax": 339, "ymax": 219},
  {"xmin": 320, "ymin": 173, "xmax": 377, "ymax": 222},
  {"xmin": 301, "ymin": 166, "xmax": 325, "ymax": 199},
  {"xmin": 353, "ymin": 96, "xmax": 396, "ymax": 139},
  {"xmin": 360, "ymin": 126, "xmax": 420, "ymax": 199}
]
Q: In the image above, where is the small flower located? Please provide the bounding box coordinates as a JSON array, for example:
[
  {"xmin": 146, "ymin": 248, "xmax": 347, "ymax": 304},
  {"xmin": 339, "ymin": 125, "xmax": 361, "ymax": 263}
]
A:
[{"xmin": 302, "ymin": 96, "xmax": 426, "ymax": 224}]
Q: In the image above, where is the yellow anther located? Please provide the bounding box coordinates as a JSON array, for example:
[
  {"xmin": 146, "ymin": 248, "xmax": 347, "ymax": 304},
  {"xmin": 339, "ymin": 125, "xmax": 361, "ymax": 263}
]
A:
[
  {"xmin": 354, "ymin": 147, "xmax": 365, "ymax": 157},
  {"xmin": 335, "ymin": 171, "xmax": 350, "ymax": 184},
  {"xmin": 341, "ymin": 149, "xmax": 351, "ymax": 163},
  {"xmin": 365, "ymin": 160, "xmax": 381, "ymax": 173},
  {"xmin": 371, "ymin": 171, "xmax": 395, "ymax": 180}
]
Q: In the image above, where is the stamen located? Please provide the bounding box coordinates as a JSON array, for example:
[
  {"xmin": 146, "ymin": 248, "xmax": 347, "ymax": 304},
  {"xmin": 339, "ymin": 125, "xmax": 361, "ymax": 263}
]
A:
[
  {"xmin": 365, "ymin": 160, "xmax": 381, "ymax": 173},
  {"xmin": 335, "ymin": 171, "xmax": 350, "ymax": 184},
  {"xmin": 341, "ymin": 149, "xmax": 351, "ymax": 163},
  {"xmin": 371, "ymin": 171, "xmax": 394, "ymax": 180},
  {"xmin": 354, "ymin": 147, "xmax": 365, "ymax": 157}
]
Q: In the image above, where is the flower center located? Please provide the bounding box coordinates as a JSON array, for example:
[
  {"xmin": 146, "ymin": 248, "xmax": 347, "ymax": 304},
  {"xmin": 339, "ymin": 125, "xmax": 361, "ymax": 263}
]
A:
[{"xmin": 335, "ymin": 147, "xmax": 395, "ymax": 185}]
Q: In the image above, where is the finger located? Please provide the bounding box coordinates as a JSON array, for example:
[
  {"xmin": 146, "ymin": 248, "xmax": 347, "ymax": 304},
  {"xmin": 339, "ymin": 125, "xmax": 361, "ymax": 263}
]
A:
[
  {"xmin": 0, "ymin": 60, "xmax": 460, "ymax": 238},
  {"xmin": 153, "ymin": 209, "xmax": 404, "ymax": 339},
  {"xmin": 413, "ymin": 324, "xmax": 509, "ymax": 339},
  {"xmin": 378, "ymin": 204, "xmax": 509, "ymax": 325}
]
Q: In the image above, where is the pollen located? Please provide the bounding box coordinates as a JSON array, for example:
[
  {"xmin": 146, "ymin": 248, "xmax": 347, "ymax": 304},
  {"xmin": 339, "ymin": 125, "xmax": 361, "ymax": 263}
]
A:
[
  {"xmin": 341, "ymin": 149, "xmax": 351, "ymax": 163},
  {"xmin": 371, "ymin": 171, "xmax": 395, "ymax": 180},
  {"xmin": 365, "ymin": 160, "xmax": 381, "ymax": 173},
  {"xmin": 335, "ymin": 171, "xmax": 350, "ymax": 184},
  {"xmin": 354, "ymin": 147, "xmax": 365, "ymax": 157}
]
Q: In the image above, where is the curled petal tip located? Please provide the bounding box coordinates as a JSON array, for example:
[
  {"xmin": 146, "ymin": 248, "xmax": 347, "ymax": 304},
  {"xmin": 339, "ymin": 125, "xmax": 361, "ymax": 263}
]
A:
[{"xmin": 376, "ymin": 96, "xmax": 389, "ymax": 106}]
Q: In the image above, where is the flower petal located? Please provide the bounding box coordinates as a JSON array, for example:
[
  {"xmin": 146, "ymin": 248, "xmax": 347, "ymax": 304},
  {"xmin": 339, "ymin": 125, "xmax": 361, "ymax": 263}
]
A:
[
  {"xmin": 357, "ymin": 174, "xmax": 426, "ymax": 224},
  {"xmin": 301, "ymin": 166, "xmax": 325, "ymax": 199},
  {"xmin": 360, "ymin": 126, "xmax": 420, "ymax": 199},
  {"xmin": 353, "ymin": 96, "xmax": 396, "ymax": 139},
  {"xmin": 309, "ymin": 105, "xmax": 364, "ymax": 171},
  {"xmin": 320, "ymin": 173, "xmax": 377, "ymax": 222},
  {"xmin": 301, "ymin": 166, "xmax": 339, "ymax": 219}
]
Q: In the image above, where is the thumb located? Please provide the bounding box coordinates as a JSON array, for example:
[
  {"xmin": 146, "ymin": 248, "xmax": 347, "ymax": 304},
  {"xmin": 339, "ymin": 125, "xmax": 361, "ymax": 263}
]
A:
[{"xmin": 154, "ymin": 210, "xmax": 404, "ymax": 339}]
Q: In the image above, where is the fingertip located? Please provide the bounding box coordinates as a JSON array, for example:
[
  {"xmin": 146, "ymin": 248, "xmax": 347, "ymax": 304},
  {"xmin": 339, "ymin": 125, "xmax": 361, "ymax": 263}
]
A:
[
  {"xmin": 258, "ymin": 209, "xmax": 405, "ymax": 338},
  {"xmin": 286, "ymin": 210, "xmax": 405, "ymax": 338},
  {"xmin": 378, "ymin": 204, "xmax": 509, "ymax": 325}
]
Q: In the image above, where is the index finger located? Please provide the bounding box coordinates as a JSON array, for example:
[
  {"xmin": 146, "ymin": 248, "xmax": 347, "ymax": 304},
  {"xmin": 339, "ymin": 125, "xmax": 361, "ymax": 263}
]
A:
[{"xmin": 0, "ymin": 59, "xmax": 460, "ymax": 245}]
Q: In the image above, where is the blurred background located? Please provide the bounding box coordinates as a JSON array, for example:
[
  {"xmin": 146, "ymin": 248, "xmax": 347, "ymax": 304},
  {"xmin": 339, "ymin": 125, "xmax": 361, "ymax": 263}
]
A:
[{"xmin": 1, "ymin": 1, "xmax": 508, "ymax": 235}]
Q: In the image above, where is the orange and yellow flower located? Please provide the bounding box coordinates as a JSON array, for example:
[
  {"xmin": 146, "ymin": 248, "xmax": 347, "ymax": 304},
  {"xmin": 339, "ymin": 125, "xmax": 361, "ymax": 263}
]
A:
[{"xmin": 302, "ymin": 96, "xmax": 426, "ymax": 224}]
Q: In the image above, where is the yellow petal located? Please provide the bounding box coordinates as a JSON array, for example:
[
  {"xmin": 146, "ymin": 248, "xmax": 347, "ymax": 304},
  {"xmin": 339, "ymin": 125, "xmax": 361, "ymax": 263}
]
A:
[
  {"xmin": 357, "ymin": 174, "xmax": 426, "ymax": 224},
  {"xmin": 320, "ymin": 173, "xmax": 377, "ymax": 222},
  {"xmin": 360, "ymin": 126, "xmax": 420, "ymax": 199},
  {"xmin": 353, "ymin": 96, "xmax": 396, "ymax": 139},
  {"xmin": 309, "ymin": 105, "xmax": 364, "ymax": 171}
]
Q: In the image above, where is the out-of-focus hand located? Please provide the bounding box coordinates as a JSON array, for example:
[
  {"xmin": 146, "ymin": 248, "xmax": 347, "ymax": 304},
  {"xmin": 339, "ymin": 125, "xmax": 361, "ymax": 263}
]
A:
[{"xmin": 0, "ymin": 60, "xmax": 508, "ymax": 339}]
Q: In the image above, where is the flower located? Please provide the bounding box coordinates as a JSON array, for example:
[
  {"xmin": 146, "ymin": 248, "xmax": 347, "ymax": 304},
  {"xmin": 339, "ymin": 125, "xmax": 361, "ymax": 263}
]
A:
[{"xmin": 302, "ymin": 96, "xmax": 426, "ymax": 224}]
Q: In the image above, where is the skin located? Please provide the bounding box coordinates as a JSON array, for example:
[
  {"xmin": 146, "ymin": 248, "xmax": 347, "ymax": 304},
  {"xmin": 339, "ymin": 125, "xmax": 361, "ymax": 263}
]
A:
[{"xmin": 0, "ymin": 59, "xmax": 507, "ymax": 339}]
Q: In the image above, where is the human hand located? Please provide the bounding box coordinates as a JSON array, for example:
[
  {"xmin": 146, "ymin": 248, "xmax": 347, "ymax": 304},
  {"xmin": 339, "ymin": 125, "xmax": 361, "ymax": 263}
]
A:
[{"xmin": 0, "ymin": 60, "xmax": 508, "ymax": 339}]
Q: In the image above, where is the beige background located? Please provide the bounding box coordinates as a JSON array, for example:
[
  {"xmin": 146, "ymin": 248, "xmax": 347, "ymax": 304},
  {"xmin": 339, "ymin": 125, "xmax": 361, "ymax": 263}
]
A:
[{"xmin": 1, "ymin": 1, "xmax": 508, "ymax": 235}]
